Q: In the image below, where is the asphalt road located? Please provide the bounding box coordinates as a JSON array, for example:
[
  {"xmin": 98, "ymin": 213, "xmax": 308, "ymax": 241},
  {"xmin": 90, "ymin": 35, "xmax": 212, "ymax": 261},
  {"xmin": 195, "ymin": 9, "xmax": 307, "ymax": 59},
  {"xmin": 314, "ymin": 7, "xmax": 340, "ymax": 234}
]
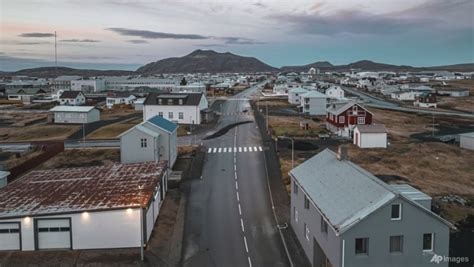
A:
[{"xmin": 182, "ymin": 84, "xmax": 290, "ymax": 267}]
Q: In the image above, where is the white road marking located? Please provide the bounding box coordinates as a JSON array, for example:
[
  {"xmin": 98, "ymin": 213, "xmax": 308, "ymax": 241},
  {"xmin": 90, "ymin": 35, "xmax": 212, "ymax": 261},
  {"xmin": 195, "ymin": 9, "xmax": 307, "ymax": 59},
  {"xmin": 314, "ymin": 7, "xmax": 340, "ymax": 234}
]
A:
[
  {"xmin": 229, "ymin": 147, "xmax": 233, "ymax": 152},
  {"xmin": 253, "ymin": 146, "xmax": 258, "ymax": 152},
  {"xmin": 235, "ymin": 181, "xmax": 238, "ymax": 190},
  {"xmin": 234, "ymin": 147, "xmax": 237, "ymax": 152},
  {"xmin": 244, "ymin": 236, "xmax": 249, "ymax": 252},
  {"xmin": 223, "ymin": 147, "xmax": 227, "ymax": 153},
  {"xmin": 235, "ymin": 172, "xmax": 237, "ymax": 180},
  {"xmin": 208, "ymin": 148, "xmax": 212, "ymax": 153},
  {"xmin": 239, "ymin": 147, "xmax": 242, "ymax": 152},
  {"xmin": 248, "ymin": 147, "xmax": 253, "ymax": 152},
  {"xmin": 218, "ymin": 148, "xmax": 222, "ymax": 153},
  {"xmin": 244, "ymin": 147, "xmax": 247, "ymax": 152},
  {"xmin": 238, "ymin": 204, "xmax": 242, "ymax": 215},
  {"xmin": 258, "ymin": 146, "xmax": 263, "ymax": 151},
  {"xmin": 248, "ymin": 257, "xmax": 252, "ymax": 267},
  {"xmin": 236, "ymin": 191, "xmax": 240, "ymax": 202},
  {"xmin": 213, "ymin": 148, "xmax": 217, "ymax": 153},
  {"xmin": 240, "ymin": 218, "xmax": 245, "ymax": 232}
]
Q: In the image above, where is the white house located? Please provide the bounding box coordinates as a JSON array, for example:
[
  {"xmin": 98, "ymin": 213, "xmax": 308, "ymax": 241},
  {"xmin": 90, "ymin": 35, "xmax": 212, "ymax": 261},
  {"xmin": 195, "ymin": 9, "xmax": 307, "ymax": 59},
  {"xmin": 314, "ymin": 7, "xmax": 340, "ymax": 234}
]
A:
[
  {"xmin": 299, "ymin": 91, "xmax": 327, "ymax": 115},
  {"xmin": 58, "ymin": 91, "xmax": 86, "ymax": 106},
  {"xmin": 71, "ymin": 79, "xmax": 106, "ymax": 92},
  {"xmin": 459, "ymin": 132, "xmax": 474, "ymax": 150},
  {"xmin": 391, "ymin": 91, "xmax": 423, "ymax": 101},
  {"xmin": 119, "ymin": 116, "xmax": 178, "ymax": 167},
  {"xmin": 0, "ymin": 162, "xmax": 167, "ymax": 251},
  {"xmin": 143, "ymin": 93, "xmax": 208, "ymax": 124},
  {"xmin": 288, "ymin": 88, "xmax": 308, "ymax": 105},
  {"xmin": 325, "ymin": 85, "xmax": 345, "ymax": 99},
  {"xmin": 49, "ymin": 106, "xmax": 100, "ymax": 124},
  {"xmin": 353, "ymin": 124, "xmax": 388, "ymax": 148},
  {"xmin": 0, "ymin": 171, "xmax": 9, "ymax": 189},
  {"xmin": 106, "ymin": 92, "xmax": 137, "ymax": 109}
]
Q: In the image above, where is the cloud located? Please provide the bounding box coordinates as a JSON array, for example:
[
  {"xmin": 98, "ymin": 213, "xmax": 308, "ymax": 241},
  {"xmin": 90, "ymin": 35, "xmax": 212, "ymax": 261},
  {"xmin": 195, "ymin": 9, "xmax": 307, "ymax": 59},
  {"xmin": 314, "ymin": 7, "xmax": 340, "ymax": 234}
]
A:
[
  {"xmin": 253, "ymin": 2, "xmax": 267, "ymax": 8},
  {"xmin": 60, "ymin": 39, "xmax": 101, "ymax": 43},
  {"xmin": 106, "ymin": 27, "xmax": 208, "ymax": 40},
  {"xmin": 17, "ymin": 41, "xmax": 51, "ymax": 45},
  {"xmin": 106, "ymin": 27, "xmax": 265, "ymax": 45},
  {"xmin": 196, "ymin": 44, "xmax": 226, "ymax": 47},
  {"xmin": 18, "ymin": 32, "xmax": 55, "ymax": 38},
  {"xmin": 126, "ymin": 40, "xmax": 149, "ymax": 44}
]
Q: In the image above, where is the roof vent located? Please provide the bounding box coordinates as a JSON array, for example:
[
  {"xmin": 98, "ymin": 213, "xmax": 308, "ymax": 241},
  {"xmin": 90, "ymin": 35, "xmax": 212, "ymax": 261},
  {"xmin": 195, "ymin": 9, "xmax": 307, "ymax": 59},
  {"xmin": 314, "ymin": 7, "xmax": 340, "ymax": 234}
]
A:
[{"xmin": 337, "ymin": 145, "xmax": 348, "ymax": 161}]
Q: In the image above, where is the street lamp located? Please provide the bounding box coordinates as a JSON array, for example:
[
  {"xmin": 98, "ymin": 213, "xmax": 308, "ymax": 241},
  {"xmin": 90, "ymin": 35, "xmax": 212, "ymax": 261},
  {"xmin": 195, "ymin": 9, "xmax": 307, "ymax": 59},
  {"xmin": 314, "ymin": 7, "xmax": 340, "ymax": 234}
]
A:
[{"xmin": 278, "ymin": 136, "xmax": 294, "ymax": 169}]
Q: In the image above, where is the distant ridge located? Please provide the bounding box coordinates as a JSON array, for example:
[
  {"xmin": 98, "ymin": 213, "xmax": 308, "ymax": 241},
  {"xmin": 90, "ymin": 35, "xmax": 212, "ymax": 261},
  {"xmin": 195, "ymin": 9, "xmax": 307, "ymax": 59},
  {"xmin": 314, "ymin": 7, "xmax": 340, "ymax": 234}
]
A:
[
  {"xmin": 136, "ymin": 49, "xmax": 277, "ymax": 74},
  {"xmin": 0, "ymin": 67, "xmax": 135, "ymax": 78}
]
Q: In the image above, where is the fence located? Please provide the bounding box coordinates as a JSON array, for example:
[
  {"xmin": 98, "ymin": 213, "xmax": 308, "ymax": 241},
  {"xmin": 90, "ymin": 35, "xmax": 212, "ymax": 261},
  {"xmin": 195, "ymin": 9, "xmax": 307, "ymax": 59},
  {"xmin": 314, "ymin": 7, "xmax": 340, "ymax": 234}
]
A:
[{"xmin": 7, "ymin": 141, "xmax": 64, "ymax": 183}]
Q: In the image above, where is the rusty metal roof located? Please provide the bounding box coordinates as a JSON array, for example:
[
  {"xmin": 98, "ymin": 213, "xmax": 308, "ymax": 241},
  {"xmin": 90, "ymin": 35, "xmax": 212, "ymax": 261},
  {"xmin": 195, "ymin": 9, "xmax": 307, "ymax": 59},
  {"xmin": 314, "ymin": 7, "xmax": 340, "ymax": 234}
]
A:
[{"xmin": 0, "ymin": 161, "xmax": 167, "ymax": 219}]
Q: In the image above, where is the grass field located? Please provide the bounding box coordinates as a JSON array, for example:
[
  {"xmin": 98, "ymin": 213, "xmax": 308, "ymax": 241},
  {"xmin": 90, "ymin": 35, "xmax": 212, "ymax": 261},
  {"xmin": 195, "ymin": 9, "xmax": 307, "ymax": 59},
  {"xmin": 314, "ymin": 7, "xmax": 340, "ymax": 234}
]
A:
[
  {"xmin": 40, "ymin": 148, "xmax": 120, "ymax": 169},
  {"xmin": 0, "ymin": 124, "xmax": 80, "ymax": 141},
  {"xmin": 87, "ymin": 118, "xmax": 143, "ymax": 139},
  {"xmin": 268, "ymin": 115, "xmax": 327, "ymax": 137}
]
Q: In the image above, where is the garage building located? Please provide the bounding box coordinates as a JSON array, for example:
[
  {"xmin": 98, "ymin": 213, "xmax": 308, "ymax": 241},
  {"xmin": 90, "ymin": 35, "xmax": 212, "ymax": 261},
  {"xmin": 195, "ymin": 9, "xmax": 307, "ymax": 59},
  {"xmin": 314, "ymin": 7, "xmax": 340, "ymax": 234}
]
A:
[
  {"xmin": 0, "ymin": 161, "xmax": 167, "ymax": 251},
  {"xmin": 49, "ymin": 106, "xmax": 100, "ymax": 124}
]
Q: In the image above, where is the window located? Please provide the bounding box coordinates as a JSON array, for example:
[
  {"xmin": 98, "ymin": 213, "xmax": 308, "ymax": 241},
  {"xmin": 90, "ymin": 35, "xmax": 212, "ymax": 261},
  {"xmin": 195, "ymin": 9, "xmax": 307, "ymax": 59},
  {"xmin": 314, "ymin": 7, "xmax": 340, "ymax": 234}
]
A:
[
  {"xmin": 357, "ymin": 117, "xmax": 365, "ymax": 124},
  {"xmin": 390, "ymin": 236, "xmax": 403, "ymax": 253},
  {"xmin": 169, "ymin": 112, "xmax": 173, "ymax": 119},
  {"xmin": 167, "ymin": 99, "xmax": 173, "ymax": 104},
  {"xmin": 305, "ymin": 223, "xmax": 310, "ymax": 241},
  {"xmin": 293, "ymin": 182, "xmax": 298, "ymax": 195},
  {"xmin": 423, "ymin": 233, "xmax": 434, "ymax": 251},
  {"xmin": 391, "ymin": 204, "xmax": 402, "ymax": 220},
  {"xmin": 294, "ymin": 207, "xmax": 298, "ymax": 223},
  {"xmin": 140, "ymin": 138, "xmax": 147, "ymax": 148},
  {"xmin": 321, "ymin": 217, "xmax": 328, "ymax": 233},
  {"xmin": 158, "ymin": 112, "xmax": 163, "ymax": 117},
  {"xmin": 179, "ymin": 112, "xmax": 184, "ymax": 119},
  {"xmin": 179, "ymin": 99, "xmax": 183, "ymax": 105},
  {"xmin": 355, "ymin": 238, "xmax": 369, "ymax": 255},
  {"xmin": 339, "ymin": 116, "xmax": 345, "ymax": 123},
  {"xmin": 158, "ymin": 99, "xmax": 163, "ymax": 105},
  {"xmin": 304, "ymin": 195, "xmax": 310, "ymax": 209}
]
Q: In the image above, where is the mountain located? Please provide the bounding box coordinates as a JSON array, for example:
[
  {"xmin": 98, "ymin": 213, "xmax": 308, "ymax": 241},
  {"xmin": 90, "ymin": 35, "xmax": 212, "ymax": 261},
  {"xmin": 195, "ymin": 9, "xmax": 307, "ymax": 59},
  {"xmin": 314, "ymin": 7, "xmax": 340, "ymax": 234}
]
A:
[
  {"xmin": 136, "ymin": 49, "xmax": 277, "ymax": 74},
  {"xmin": 0, "ymin": 67, "xmax": 135, "ymax": 78},
  {"xmin": 280, "ymin": 61, "xmax": 334, "ymax": 72}
]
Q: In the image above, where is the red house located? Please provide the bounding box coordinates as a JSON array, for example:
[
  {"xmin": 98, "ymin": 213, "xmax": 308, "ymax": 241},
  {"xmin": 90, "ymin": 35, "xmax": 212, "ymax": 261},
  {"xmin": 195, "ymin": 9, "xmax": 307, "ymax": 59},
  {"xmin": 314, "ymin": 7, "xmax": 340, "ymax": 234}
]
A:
[{"xmin": 325, "ymin": 102, "xmax": 373, "ymax": 137}]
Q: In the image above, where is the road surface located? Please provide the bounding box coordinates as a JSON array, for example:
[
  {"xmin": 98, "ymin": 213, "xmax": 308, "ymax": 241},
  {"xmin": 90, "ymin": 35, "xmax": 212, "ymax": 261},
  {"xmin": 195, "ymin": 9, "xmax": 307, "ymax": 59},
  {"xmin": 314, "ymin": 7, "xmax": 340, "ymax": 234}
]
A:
[{"xmin": 182, "ymin": 84, "xmax": 290, "ymax": 267}]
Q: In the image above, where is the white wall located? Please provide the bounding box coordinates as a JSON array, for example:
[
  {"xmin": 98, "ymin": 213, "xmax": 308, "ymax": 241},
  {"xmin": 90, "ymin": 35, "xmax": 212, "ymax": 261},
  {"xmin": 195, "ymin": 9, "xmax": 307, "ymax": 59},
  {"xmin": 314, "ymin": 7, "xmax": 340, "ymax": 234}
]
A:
[
  {"xmin": 144, "ymin": 105, "xmax": 201, "ymax": 124},
  {"xmin": 354, "ymin": 130, "xmax": 387, "ymax": 148},
  {"xmin": 460, "ymin": 136, "xmax": 474, "ymax": 150}
]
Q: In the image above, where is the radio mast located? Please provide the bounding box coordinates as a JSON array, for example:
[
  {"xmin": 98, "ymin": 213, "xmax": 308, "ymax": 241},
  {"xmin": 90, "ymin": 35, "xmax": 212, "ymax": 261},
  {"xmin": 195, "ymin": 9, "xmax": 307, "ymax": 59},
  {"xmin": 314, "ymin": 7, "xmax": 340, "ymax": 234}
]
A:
[{"xmin": 54, "ymin": 31, "xmax": 58, "ymax": 77}]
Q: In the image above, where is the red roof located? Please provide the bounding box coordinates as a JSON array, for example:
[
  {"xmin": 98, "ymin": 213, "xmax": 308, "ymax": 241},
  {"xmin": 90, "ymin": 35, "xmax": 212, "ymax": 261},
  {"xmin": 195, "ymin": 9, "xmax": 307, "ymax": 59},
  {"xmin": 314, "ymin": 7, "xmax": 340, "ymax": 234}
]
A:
[{"xmin": 0, "ymin": 161, "xmax": 167, "ymax": 219}]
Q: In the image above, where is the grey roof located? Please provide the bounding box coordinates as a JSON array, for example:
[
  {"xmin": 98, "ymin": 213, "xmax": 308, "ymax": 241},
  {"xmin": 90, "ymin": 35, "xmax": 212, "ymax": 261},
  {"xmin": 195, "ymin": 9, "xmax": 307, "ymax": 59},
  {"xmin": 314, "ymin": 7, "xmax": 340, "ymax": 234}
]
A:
[
  {"xmin": 144, "ymin": 92, "xmax": 203, "ymax": 106},
  {"xmin": 134, "ymin": 125, "xmax": 160, "ymax": 138},
  {"xmin": 49, "ymin": 106, "xmax": 96, "ymax": 113},
  {"xmin": 301, "ymin": 91, "xmax": 327, "ymax": 98},
  {"xmin": 60, "ymin": 91, "xmax": 83, "ymax": 99},
  {"xmin": 290, "ymin": 149, "xmax": 454, "ymax": 233},
  {"xmin": 290, "ymin": 149, "xmax": 395, "ymax": 234},
  {"xmin": 288, "ymin": 88, "xmax": 308, "ymax": 93},
  {"xmin": 459, "ymin": 132, "xmax": 474, "ymax": 138},
  {"xmin": 355, "ymin": 124, "xmax": 387, "ymax": 133},
  {"xmin": 389, "ymin": 184, "xmax": 431, "ymax": 202}
]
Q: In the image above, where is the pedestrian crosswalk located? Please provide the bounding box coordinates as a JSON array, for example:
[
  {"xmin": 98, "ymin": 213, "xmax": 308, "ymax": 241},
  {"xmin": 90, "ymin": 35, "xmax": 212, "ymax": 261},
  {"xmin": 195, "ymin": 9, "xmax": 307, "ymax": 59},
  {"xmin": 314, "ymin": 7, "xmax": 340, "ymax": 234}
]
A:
[
  {"xmin": 220, "ymin": 112, "xmax": 253, "ymax": 116},
  {"xmin": 207, "ymin": 146, "xmax": 263, "ymax": 154}
]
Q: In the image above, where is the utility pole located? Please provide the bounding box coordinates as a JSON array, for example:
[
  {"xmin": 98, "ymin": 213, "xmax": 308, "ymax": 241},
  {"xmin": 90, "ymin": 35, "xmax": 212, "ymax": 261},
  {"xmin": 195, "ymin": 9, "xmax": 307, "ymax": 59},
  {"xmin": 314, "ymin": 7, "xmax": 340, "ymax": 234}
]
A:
[
  {"xmin": 432, "ymin": 113, "xmax": 435, "ymax": 137},
  {"xmin": 54, "ymin": 31, "xmax": 58, "ymax": 77},
  {"xmin": 266, "ymin": 101, "xmax": 268, "ymax": 132},
  {"xmin": 82, "ymin": 123, "xmax": 86, "ymax": 148}
]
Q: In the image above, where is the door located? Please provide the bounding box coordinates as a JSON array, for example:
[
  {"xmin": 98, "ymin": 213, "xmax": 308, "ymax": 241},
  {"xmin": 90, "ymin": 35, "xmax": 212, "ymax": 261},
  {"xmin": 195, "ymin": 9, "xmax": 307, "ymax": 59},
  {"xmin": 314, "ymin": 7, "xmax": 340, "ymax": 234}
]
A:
[
  {"xmin": 36, "ymin": 218, "xmax": 71, "ymax": 250},
  {"xmin": 0, "ymin": 222, "xmax": 21, "ymax": 251}
]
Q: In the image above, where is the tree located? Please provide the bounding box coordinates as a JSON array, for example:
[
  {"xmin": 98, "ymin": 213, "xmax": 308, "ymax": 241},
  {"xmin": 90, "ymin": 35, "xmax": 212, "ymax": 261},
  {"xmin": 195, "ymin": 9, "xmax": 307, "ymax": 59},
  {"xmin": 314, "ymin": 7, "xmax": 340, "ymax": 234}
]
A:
[{"xmin": 180, "ymin": 77, "xmax": 187, "ymax": 86}]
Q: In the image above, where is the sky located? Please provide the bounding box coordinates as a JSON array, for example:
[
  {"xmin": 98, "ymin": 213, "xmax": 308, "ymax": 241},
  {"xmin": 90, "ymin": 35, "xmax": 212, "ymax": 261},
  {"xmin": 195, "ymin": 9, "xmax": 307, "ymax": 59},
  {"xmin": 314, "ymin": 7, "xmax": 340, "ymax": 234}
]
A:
[{"xmin": 1, "ymin": 0, "xmax": 473, "ymax": 71}]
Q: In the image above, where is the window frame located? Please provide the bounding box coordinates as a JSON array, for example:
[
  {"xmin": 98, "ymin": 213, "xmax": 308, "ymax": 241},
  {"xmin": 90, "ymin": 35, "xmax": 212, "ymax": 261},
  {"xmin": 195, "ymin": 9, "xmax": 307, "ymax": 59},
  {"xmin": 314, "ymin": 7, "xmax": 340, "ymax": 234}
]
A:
[
  {"xmin": 389, "ymin": 235, "xmax": 403, "ymax": 253},
  {"xmin": 304, "ymin": 195, "xmax": 310, "ymax": 209},
  {"xmin": 423, "ymin": 233, "xmax": 434, "ymax": 252},
  {"xmin": 305, "ymin": 223, "xmax": 310, "ymax": 241},
  {"xmin": 179, "ymin": 112, "xmax": 184, "ymax": 120},
  {"xmin": 293, "ymin": 182, "xmax": 298, "ymax": 195},
  {"xmin": 140, "ymin": 138, "xmax": 147, "ymax": 148},
  {"xmin": 355, "ymin": 237, "xmax": 369, "ymax": 255},
  {"xmin": 339, "ymin": 116, "xmax": 345, "ymax": 124},
  {"xmin": 168, "ymin": 112, "xmax": 174, "ymax": 119},
  {"xmin": 321, "ymin": 217, "xmax": 328, "ymax": 233},
  {"xmin": 391, "ymin": 203, "xmax": 402, "ymax": 221},
  {"xmin": 357, "ymin": 117, "xmax": 365, "ymax": 124}
]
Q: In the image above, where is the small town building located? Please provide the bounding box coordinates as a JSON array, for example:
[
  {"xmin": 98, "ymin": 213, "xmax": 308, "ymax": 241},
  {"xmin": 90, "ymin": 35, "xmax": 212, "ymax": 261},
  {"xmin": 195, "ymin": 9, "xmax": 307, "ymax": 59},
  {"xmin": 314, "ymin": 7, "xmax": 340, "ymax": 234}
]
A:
[
  {"xmin": 414, "ymin": 92, "xmax": 437, "ymax": 108},
  {"xmin": 353, "ymin": 124, "xmax": 388, "ymax": 148},
  {"xmin": 325, "ymin": 85, "xmax": 345, "ymax": 99},
  {"xmin": 288, "ymin": 88, "xmax": 309, "ymax": 105},
  {"xmin": 143, "ymin": 93, "xmax": 208, "ymax": 124},
  {"xmin": 7, "ymin": 88, "xmax": 47, "ymax": 104},
  {"xmin": 326, "ymin": 102, "xmax": 373, "ymax": 137},
  {"xmin": 290, "ymin": 148, "xmax": 452, "ymax": 267},
  {"xmin": 0, "ymin": 162, "xmax": 167, "ymax": 251},
  {"xmin": 437, "ymin": 90, "xmax": 469, "ymax": 97},
  {"xmin": 391, "ymin": 91, "xmax": 423, "ymax": 101},
  {"xmin": 119, "ymin": 116, "xmax": 178, "ymax": 167},
  {"xmin": 299, "ymin": 91, "xmax": 327, "ymax": 115},
  {"xmin": 71, "ymin": 79, "xmax": 106, "ymax": 93},
  {"xmin": 134, "ymin": 98, "xmax": 146, "ymax": 111},
  {"xmin": 0, "ymin": 171, "xmax": 9, "ymax": 188},
  {"xmin": 59, "ymin": 91, "xmax": 86, "ymax": 106},
  {"xmin": 459, "ymin": 132, "xmax": 474, "ymax": 150},
  {"xmin": 51, "ymin": 76, "xmax": 81, "ymax": 94},
  {"xmin": 49, "ymin": 106, "xmax": 100, "ymax": 124},
  {"xmin": 106, "ymin": 92, "xmax": 136, "ymax": 109}
]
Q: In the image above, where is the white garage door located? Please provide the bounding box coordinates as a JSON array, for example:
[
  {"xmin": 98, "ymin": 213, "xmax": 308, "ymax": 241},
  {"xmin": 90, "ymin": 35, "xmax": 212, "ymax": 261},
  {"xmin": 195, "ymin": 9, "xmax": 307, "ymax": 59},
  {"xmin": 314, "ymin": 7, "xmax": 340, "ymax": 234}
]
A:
[
  {"xmin": 36, "ymin": 219, "xmax": 71, "ymax": 250},
  {"xmin": 0, "ymin": 222, "xmax": 21, "ymax": 251}
]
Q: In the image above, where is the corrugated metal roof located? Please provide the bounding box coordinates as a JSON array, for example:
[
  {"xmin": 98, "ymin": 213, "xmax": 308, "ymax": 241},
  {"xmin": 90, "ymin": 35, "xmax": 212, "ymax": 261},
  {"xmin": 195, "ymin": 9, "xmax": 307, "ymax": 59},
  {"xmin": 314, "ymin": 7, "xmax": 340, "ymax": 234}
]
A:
[
  {"xmin": 459, "ymin": 132, "xmax": 474, "ymax": 138},
  {"xmin": 135, "ymin": 125, "xmax": 160, "ymax": 137},
  {"xmin": 147, "ymin": 116, "xmax": 178, "ymax": 133},
  {"xmin": 355, "ymin": 124, "xmax": 387, "ymax": 133},
  {"xmin": 290, "ymin": 149, "xmax": 396, "ymax": 233},
  {"xmin": 0, "ymin": 162, "xmax": 166, "ymax": 219},
  {"xmin": 289, "ymin": 88, "xmax": 308, "ymax": 93},
  {"xmin": 389, "ymin": 184, "xmax": 431, "ymax": 201},
  {"xmin": 49, "ymin": 106, "xmax": 96, "ymax": 113}
]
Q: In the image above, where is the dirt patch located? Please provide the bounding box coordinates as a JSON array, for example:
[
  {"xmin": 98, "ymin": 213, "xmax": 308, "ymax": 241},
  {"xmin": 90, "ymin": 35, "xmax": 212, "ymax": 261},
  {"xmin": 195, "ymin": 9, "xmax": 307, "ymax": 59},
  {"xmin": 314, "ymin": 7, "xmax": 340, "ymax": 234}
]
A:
[
  {"xmin": 39, "ymin": 148, "xmax": 120, "ymax": 169},
  {"xmin": 87, "ymin": 117, "xmax": 142, "ymax": 139},
  {"xmin": 100, "ymin": 108, "xmax": 139, "ymax": 120},
  {"xmin": 268, "ymin": 116, "xmax": 327, "ymax": 137},
  {"xmin": 0, "ymin": 124, "xmax": 80, "ymax": 141}
]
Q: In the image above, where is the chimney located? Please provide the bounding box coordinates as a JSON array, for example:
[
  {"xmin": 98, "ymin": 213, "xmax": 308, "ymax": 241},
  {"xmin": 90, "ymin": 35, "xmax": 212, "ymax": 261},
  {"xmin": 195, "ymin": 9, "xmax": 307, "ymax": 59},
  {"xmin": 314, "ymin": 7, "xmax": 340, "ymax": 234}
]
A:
[{"xmin": 337, "ymin": 145, "xmax": 348, "ymax": 161}]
